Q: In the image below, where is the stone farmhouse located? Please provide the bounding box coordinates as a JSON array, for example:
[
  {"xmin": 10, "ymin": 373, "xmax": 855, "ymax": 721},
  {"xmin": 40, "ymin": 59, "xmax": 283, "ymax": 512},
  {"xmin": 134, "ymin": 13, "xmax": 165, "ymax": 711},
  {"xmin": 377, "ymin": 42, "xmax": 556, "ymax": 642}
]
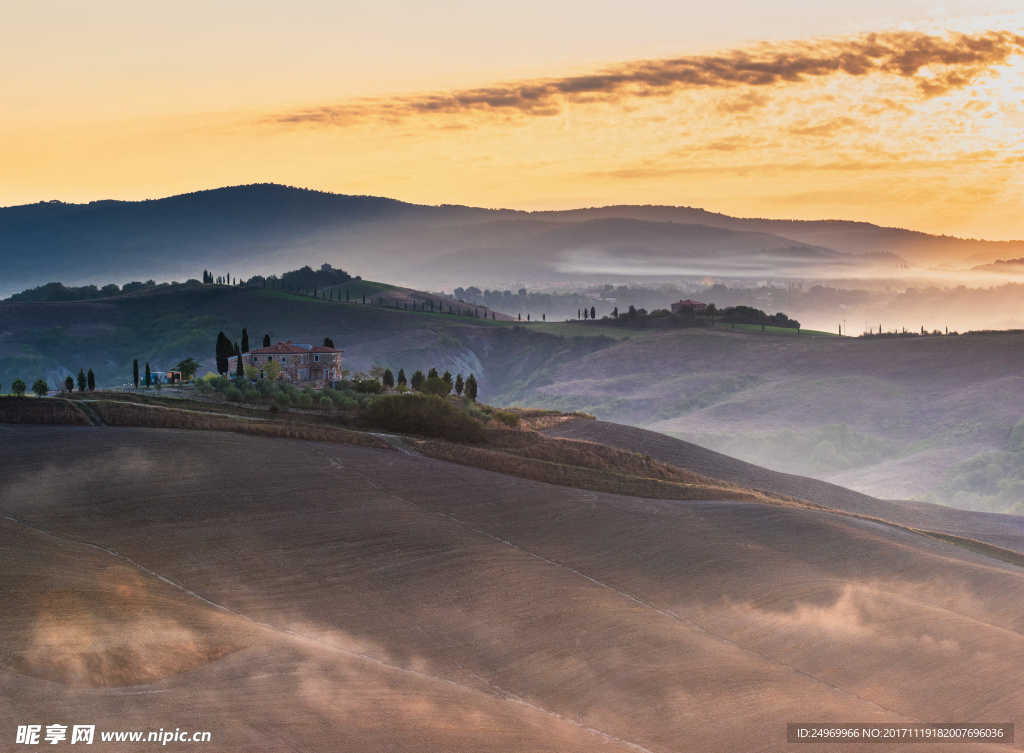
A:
[
  {"xmin": 227, "ymin": 341, "xmax": 343, "ymax": 384},
  {"xmin": 670, "ymin": 299, "xmax": 708, "ymax": 314}
]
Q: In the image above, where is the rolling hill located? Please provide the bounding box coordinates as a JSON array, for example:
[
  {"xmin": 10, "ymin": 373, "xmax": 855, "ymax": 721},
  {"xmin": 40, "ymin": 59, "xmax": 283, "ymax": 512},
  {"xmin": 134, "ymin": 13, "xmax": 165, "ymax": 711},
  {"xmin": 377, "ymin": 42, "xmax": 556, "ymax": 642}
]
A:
[
  {"xmin": 3, "ymin": 424, "xmax": 1024, "ymax": 751},
  {"xmin": 8, "ymin": 183, "xmax": 1021, "ymax": 298},
  {"xmin": 4, "ymin": 282, "xmax": 1024, "ymax": 511}
]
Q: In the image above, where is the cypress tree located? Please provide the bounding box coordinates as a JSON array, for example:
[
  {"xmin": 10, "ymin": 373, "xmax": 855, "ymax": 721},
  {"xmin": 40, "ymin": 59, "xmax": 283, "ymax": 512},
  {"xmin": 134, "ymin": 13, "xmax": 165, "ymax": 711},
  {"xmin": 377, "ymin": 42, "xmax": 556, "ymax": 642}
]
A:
[
  {"xmin": 145, "ymin": 362, "xmax": 151, "ymax": 387},
  {"xmin": 323, "ymin": 336, "xmax": 335, "ymax": 348},
  {"xmin": 77, "ymin": 369, "xmax": 87, "ymax": 392},
  {"xmin": 442, "ymin": 371, "xmax": 453, "ymax": 390},
  {"xmin": 428, "ymin": 367, "xmax": 439, "ymax": 380},
  {"xmin": 465, "ymin": 374, "xmax": 478, "ymax": 401},
  {"xmin": 397, "ymin": 368, "xmax": 407, "ymax": 387},
  {"xmin": 263, "ymin": 333, "xmax": 271, "ymax": 347},
  {"xmin": 454, "ymin": 373, "xmax": 464, "ymax": 396},
  {"xmin": 382, "ymin": 369, "xmax": 395, "ymax": 388},
  {"xmin": 215, "ymin": 332, "xmax": 230, "ymax": 374},
  {"xmin": 133, "ymin": 358, "xmax": 139, "ymax": 388},
  {"xmin": 590, "ymin": 306, "xmax": 596, "ymax": 319},
  {"xmin": 241, "ymin": 328, "xmax": 249, "ymax": 353},
  {"xmin": 64, "ymin": 375, "xmax": 75, "ymax": 393},
  {"xmin": 87, "ymin": 369, "xmax": 95, "ymax": 391},
  {"xmin": 410, "ymin": 370, "xmax": 425, "ymax": 391}
]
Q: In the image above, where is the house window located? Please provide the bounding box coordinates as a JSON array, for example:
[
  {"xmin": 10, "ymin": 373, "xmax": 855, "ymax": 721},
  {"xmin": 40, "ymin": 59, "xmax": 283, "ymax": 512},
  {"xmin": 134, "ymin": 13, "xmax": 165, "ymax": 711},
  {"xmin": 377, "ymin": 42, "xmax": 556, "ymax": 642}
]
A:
[
  {"xmin": 314, "ymin": 355, "xmax": 319, "ymax": 362},
  {"xmin": 282, "ymin": 357, "xmax": 287, "ymax": 363},
  {"xmin": 252, "ymin": 357, "xmax": 258, "ymax": 365}
]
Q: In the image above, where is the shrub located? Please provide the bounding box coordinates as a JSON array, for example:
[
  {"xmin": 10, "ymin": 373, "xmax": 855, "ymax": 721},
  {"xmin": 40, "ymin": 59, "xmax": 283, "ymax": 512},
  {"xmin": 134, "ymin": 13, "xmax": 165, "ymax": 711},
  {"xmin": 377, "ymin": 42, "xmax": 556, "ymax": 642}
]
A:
[
  {"xmin": 273, "ymin": 392, "xmax": 290, "ymax": 408},
  {"xmin": 320, "ymin": 395, "xmax": 335, "ymax": 411},
  {"xmin": 224, "ymin": 386, "xmax": 243, "ymax": 402},
  {"xmin": 354, "ymin": 379, "xmax": 384, "ymax": 394},
  {"xmin": 208, "ymin": 376, "xmax": 230, "ymax": 392},
  {"xmin": 421, "ymin": 376, "xmax": 451, "ymax": 397},
  {"xmin": 363, "ymin": 393, "xmax": 486, "ymax": 443},
  {"xmin": 297, "ymin": 393, "xmax": 314, "ymax": 409},
  {"xmin": 492, "ymin": 409, "xmax": 521, "ymax": 429}
]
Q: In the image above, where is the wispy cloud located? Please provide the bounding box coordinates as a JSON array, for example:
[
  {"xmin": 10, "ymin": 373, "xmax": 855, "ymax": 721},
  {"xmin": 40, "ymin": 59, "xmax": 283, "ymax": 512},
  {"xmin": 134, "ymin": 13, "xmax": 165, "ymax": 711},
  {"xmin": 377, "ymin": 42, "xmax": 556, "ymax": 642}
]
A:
[{"xmin": 268, "ymin": 29, "xmax": 1024, "ymax": 127}]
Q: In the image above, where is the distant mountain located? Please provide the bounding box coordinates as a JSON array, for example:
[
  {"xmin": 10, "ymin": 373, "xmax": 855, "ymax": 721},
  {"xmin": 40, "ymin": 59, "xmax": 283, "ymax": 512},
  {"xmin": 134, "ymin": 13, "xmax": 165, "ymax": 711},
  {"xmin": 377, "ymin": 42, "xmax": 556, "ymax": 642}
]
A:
[
  {"xmin": 539, "ymin": 205, "xmax": 1024, "ymax": 264},
  {"xmin": 2, "ymin": 183, "xmax": 1013, "ymax": 297}
]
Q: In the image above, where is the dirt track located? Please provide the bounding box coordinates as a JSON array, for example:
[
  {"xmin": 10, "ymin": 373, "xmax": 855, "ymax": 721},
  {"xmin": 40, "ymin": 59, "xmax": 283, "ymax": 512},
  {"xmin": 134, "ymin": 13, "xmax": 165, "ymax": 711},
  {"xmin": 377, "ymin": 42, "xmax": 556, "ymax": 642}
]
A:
[{"xmin": 2, "ymin": 425, "xmax": 1024, "ymax": 751}]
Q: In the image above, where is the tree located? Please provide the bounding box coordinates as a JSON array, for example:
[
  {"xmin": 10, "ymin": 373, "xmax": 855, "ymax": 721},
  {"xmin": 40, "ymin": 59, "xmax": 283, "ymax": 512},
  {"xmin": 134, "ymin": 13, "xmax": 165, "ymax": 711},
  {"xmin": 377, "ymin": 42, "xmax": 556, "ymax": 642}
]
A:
[
  {"xmin": 64, "ymin": 375, "xmax": 75, "ymax": 393},
  {"xmin": 133, "ymin": 358, "xmax": 139, "ymax": 388},
  {"xmin": 215, "ymin": 331, "xmax": 230, "ymax": 374},
  {"xmin": 11, "ymin": 378, "xmax": 26, "ymax": 397},
  {"xmin": 263, "ymin": 334, "xmax": 271, "ymax": 348},
  {"xmin": 77, "ymin": 369, "xmax": 87, "ymax": 392},
  {"xmin": 465, "ymin": 374, "xmax": 478, "ymax": 401},
  {"xmin": 244, "ymin": 364, "xmax": 259, "ymax": 381},
  {"xmin": 454, "ymin": 373, "xmax": 464, "ymax": 396},
  {"xmin": 241, "ymin": 328, "xmax": 249, "ymax": 353},
  {"xmin": 174, "ymin": 358, "xmax": 200, "ymax": 381},
  {"xmin": 145, "ymin": 362, "xmax": 152, "ymax": 387},
  {"xmin": 87, "ymin": 369, "xmax": 95, "ymax": 391},
  {"xmin": 590, "ymin": 306, "xmax": 595, "ymax": 319},
  {"xmin": 442, "ymin": 371, "xmax": 453, "ymax": 390},
  {"xmin": 397, "ymin": 368, "xmax": 407, "ymax": 387},
  {"xmin": 263, "ymin": 359, "xmax": 282, "ymax": 382},
  {"xmin": 324, "ymin": 336, "xmax": 335, "ymax": 348},
  {"xmin": 542, "ymin": 313, "xmax": 545, "ymax": 322},
  {"xmin": 612, "ymin": 307, "xmax": 618, "ymax": 319},
  {"xmin": 427, "ymin": 367, "xmax": 439, "ymax": 380},
  {"xmin": 236, "ymin": 354, "xmax": 244, "ymax": 378},
  {"xmin": 410, "ymin": 369, "xmax": 425, "ymax": 391},
  {"xmin": 32, "ymin": 378, "xmax": 48, "ymax": 397},
  {"xmin": 382, "ymin": 368, "xmax": 395, "ymax": 388}
]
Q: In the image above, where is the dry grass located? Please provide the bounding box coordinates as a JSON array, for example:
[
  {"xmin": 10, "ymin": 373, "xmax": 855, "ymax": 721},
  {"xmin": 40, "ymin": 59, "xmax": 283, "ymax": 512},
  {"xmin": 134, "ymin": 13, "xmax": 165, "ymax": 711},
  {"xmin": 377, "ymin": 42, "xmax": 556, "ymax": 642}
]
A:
[
  {"xmin": 90, "ymin": 401, "xmax": 388, "ymax": 449},
  {"xmin": 0, "ymin": 396, "xmax": 90, "ymax": 425},
  {"xmin": 420, "ymin": 430, "xmax": 808, "ymax": 506}
]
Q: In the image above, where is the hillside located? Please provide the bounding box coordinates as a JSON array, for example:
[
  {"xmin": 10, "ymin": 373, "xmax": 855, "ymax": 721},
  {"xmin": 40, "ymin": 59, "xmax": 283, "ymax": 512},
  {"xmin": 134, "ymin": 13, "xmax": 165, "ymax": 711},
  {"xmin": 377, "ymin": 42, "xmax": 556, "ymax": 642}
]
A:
[
  {"xmin": 498, "ymin": 326, "xmax": 1024, "ymax": 510},
  {"xmin": 3, "ymin": 424, "xmax": 1024, "ymax": 751},
  {"xmin": 5, "ymin": 285, "xmax": 1024, "ymax": 510},
  {"xmin": 7, "ymin": 183, "xmax": 1016, "ymax": 297}
]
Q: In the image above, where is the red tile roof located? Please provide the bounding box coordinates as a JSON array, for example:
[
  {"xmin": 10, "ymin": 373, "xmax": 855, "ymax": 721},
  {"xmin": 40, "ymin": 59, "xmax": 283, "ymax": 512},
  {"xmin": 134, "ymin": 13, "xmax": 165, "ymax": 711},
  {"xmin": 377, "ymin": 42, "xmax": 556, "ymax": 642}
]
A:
[{"xmin": 246, "ymin": 342, "xmax": 343, "ymax": 355}]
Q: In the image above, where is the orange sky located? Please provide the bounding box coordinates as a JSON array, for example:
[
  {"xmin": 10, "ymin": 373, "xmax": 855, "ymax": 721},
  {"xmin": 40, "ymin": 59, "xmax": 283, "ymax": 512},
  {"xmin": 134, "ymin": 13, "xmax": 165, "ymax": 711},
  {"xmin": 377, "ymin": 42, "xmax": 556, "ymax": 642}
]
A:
[{"xmin": 3, "ymin": 3, "xmax": 1024, "ymax": 239}]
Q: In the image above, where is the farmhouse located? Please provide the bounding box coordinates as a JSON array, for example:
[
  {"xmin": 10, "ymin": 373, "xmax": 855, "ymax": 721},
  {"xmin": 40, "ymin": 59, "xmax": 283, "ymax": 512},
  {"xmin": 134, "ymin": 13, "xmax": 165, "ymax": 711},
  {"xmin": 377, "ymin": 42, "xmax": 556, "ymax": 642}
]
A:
[
  {"xmin": 670, "ymin": 299, "xmax": 708, "ymax": 314},
  {"xmin": 228, "ymin": 341, "xmax": 343, "ymax": 384}
]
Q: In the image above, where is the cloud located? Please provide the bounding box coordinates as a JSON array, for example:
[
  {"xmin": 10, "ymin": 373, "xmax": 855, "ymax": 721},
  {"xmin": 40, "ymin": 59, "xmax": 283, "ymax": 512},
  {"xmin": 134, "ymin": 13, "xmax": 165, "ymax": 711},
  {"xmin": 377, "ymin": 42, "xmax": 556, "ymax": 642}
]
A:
[
  {"xmin": 269, "ymin": 29, "xmax": 1024, "ymax": 127},
  {"xmin": 788, "ymin": 117, "xmax": 863, "ymax": 137}
]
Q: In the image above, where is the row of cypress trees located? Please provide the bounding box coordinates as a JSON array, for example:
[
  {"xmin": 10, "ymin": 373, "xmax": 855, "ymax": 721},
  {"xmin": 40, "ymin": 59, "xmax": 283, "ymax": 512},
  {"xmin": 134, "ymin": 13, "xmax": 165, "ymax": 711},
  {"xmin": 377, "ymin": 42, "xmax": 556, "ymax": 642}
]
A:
[{"xmin": 381, "ymin": 367, "xmax": 477, "ymax": 399}]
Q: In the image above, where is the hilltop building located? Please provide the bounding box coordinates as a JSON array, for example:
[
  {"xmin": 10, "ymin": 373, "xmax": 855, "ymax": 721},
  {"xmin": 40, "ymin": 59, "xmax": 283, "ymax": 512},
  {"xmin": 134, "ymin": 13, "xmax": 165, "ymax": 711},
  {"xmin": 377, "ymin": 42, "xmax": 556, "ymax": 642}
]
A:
[
  {"xmin": 227, "ymin": 341, "xmax": 343, "ymax": 384},
  {"xmin": 670, "ymin": 299, "xmax": 707, "ymax": 314}
]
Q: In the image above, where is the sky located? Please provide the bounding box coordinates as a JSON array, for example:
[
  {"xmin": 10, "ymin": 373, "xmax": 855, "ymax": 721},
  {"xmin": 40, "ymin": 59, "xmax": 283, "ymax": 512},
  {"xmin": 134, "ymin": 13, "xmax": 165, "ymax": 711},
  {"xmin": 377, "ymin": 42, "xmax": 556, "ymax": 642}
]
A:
[{"xmin": 3, "ymin": 0, "xmax": 1024, "ymax": 239}]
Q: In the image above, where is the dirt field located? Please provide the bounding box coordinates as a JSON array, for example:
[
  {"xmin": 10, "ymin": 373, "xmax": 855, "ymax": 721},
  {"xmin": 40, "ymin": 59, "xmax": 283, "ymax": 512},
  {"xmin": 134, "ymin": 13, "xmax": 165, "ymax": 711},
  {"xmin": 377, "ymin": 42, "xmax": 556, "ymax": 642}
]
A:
[
  {"xmin": 2, "ymin": 425, "xmax": 1024, "ymax": 751},
  {"xmin": 546, "ymin": 419, "xmax": 1024, "ymax": 554}
]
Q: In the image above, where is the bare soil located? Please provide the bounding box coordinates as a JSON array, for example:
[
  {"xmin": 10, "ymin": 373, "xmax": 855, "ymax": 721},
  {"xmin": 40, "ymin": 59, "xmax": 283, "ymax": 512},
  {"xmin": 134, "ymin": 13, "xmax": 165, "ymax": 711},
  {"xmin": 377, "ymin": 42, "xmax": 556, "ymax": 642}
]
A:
[{"xmin": 3, "ymin": 426, "xmax": 1024, "ymax": 751}]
